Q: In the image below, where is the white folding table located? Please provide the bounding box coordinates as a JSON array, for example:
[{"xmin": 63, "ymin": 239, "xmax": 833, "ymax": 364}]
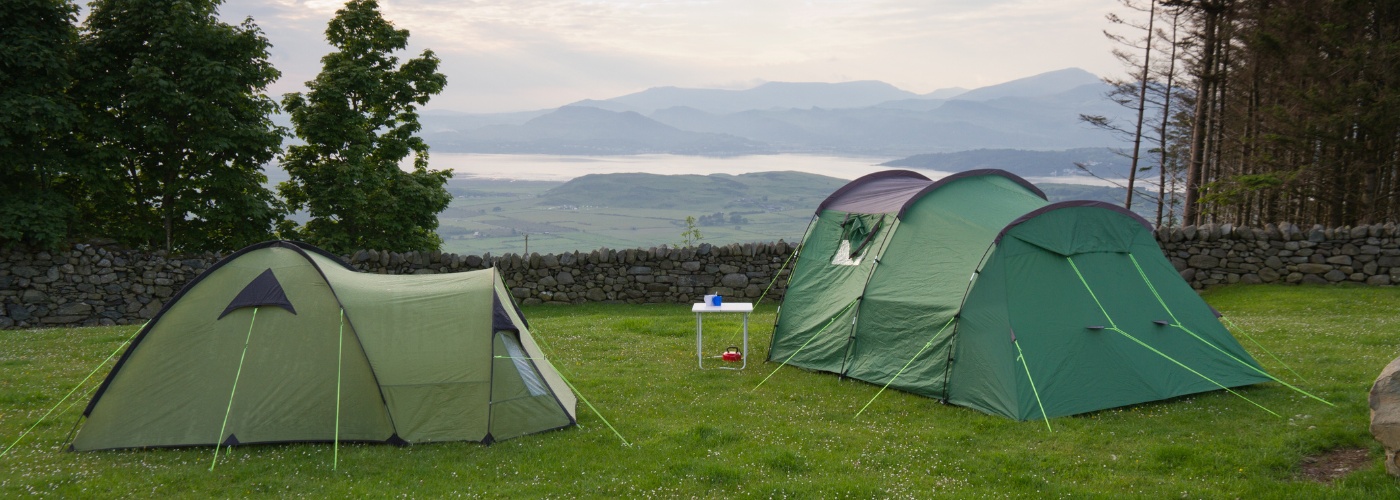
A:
[{"xmin": 693, "ymin": 302, "xmax": 753, "ymax": 370}]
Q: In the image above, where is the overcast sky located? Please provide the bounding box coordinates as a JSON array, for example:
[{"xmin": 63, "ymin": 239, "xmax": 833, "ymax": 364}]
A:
[{"xmin": 224, "ymin": 0, "xmax": 1125, "ymax": 113}]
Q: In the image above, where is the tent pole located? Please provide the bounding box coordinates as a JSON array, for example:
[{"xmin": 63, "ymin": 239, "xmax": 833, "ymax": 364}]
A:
[
  {"xmin": 770, "ymin": 214, "xmax": 818, "ymax": 350},
  {"xmin": 211, "ymin": 307, "xmax": 259, "ymax": 471},
  {"xmin": 58, "ymin": 383, "xmax": 102, "ymax": 445},
  {"xmin": 943, "ymin": 243, "xmax": 998, "ymax": 402},
  {"xmin": 1126, "ymin": 255, "xmax": 1328, "ymax": 405},
  {"xmin": 1066, "ymin": 258, "xmax": 1279, "ymax": 417},
  {"xmin": 753, "ymin": 241, "xmax": 800, "ymax": 308},
  {"xmin": 839, "ymin": 215, "xmax": 899, "ymax": 377},
  {"xmin": 0, "ymin": 322, "xmax": 146, "ymax": 458},
  {"xmin": 753, "ymin": 298, "xmax": 860, "ymax": 391},
  {"xmin": 334, "ymin": 309, "xmax": 345, "ymax": 470},
  {"xmin": 854, "ymin": 315, "xmax": 956, "ymax": 417},
  {"xmin": 714, "ymin": 240, "xmax": 802, "ymax": 355}
]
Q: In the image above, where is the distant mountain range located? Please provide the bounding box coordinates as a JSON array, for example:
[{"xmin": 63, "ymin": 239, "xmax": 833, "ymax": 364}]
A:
[
  {"xmin": 570, "ymin": 80, "xmax": 930, "ymax": 115},
  {"xmin": 420, "ymin": 68, "xmax": 1133, "ymax": 157},
  {"xmin": 883, "ymin": 147, "xmax": 1133, "ymax": 178}
]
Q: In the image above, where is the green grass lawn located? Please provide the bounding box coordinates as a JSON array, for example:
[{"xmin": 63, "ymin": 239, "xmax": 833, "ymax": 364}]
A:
[{"xmin": 2, "ymin": 285, "xmax": 1398, "ymax": 497}]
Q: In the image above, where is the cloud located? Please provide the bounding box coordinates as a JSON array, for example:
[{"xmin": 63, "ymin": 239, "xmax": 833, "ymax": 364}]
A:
[{"xmin": 217, "ymin": 0, "xmax": 1121, "ymax": 112}]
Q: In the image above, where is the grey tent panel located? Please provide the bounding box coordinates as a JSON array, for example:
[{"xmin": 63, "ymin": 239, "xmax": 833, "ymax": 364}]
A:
[
  {"xmin": 817, "ymin": 170, "xmax": 933, "ymax": 214},
  {"xmin": 492, "ymin": 295, "xmax": 517, "ymax": 333},
  {"xmin": 218, "ymin": 268, "xmax": 295, "ymax": 319}
]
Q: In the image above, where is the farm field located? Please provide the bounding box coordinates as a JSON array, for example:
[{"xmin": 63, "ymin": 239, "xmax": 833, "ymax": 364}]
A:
[
  {"xmin": 436, "ymin": 173, "xmax": 840, "ymax": 256},
  {"xmin": 1, "ymin": 285, "xmax": 1397, "ymax": 497},
  {"xmin": 434, "ymin": 173, "xmax": 1139, "ymax": 257}
]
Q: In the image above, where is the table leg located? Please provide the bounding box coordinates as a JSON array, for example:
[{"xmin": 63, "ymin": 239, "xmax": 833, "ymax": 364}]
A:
[
  {"xmin": 742, "ymin": 313, "xmax": 750, "ymax": 369},
  {"xmin": 696, "ymin": 312, "xmax": 703, "ymax": 369}
]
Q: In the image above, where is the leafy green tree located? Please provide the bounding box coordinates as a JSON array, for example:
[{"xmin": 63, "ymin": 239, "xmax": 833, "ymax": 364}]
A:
[
  {"xmin": 0, "ymin": 0, "xmax": 81, "ymax": 249},
  {"xmin": 278, "ymin": 0, "xmax": 450, "ymax": 254},
  {"xmin": 76, "ymin": 0, "xmax": 285, "ymax": 252}
]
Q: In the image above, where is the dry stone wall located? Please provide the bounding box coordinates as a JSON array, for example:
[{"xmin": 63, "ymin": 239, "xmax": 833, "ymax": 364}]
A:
[
  {"xmin": 2, "ymin": 222, "xmax": 1396, "ymax": 329},
  {"xmin": 340, "ymin": 242, "xmax": 795, "ymax": 306},
  {"xmin": 1157, "ymin": 222, "xmax": 1399, "ymax": 288}
]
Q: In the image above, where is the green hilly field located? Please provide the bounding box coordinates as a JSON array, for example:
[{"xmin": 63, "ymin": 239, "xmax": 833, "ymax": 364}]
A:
[
  {"xmin": 437, "ymin": 171, "xmax": 1138, "ymax": 256},
  {"xmin": 437, "ymin": 172, "xmax": 846, "ymax": 255}
]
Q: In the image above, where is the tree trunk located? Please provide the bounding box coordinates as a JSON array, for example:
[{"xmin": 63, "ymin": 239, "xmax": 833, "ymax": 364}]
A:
[
  {"xmin": 1156, "ymin": 6, "xmax": 1184, "ymax": 226},
  {"xmin": 1183, "ymin": 2, "xmax": 1223, "ymax": 225},
  {"xmin": 1124, "ymin": 0, "xmax": 1157, "ymax": 210}
]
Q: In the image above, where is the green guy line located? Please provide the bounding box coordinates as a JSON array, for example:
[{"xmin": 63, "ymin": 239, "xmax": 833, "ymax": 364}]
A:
[
  {"xmin": 1126, "ymin": 255, "xmax": 1327, "ymax": 405},
  {"xmin": 525, "ymin": 326, "xmax": 630, "ymax": 446},
  {"xmin": 854, "ymin": 315, "xmax": 955, "ymax": 418},
  {"xmin": 754, "ymin": 243, "xmax": 799, "ymax": 308},
  {"xmin": 1067, "ymin": 258, "xmax": 1279, "ymax": 418},
  {"xmin": 1014, "ymin": 339, "xmax": 1053, "ymax": 432},
  {"xmin": 1126, "ymin": 254, "xmax": 1181, "ymax": 325},
  {"xmin": 1112, "ymin": 325, "xmax": 1278, "ymax": 417},
  {"xmin": 1, "ymin": 322, "xmax": 146, "ymax": 459},
  {"xmin": 718, "ymin": 244, "xmax": 800, "ymax": 348},
  {"xmin": 1065, "ymin": 257, "xmax": 1121, "ymax": 331},
  {"xmin": 212, "ymin": 308, "xmax": 259, "ymax": 471},
  {"xmin": 534, "ymin": 355, "xmax": 630, "ymax": 446},
  {"xmin": 1172, "ymin": 320, "xmax": 1330, "ymax": 406},
  {"xmin": 1221, "ymin": 315, "xmax": 1306, "ymax": 382},
  {"xmin": 754, "ymin": 299, "xmax": 859, "ymax": 391}
]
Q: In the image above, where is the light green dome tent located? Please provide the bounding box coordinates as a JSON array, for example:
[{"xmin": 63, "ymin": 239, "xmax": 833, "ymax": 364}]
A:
[
  {"xmin": 72, "ymin": 241, "xmax": 576, "ymax": 451},
  {"xmin": 769, "ymin": 169, "xmax": 1274, "ymax": 421}
]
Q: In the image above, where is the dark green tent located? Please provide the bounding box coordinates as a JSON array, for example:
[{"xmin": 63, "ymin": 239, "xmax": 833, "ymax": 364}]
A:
[
  {"xmin": 72, "ymin": 241, "xmax": 575, "ymax": 451},
  {"xmin": 769, "ymin": 170, "xmax": 1273, "ymax": 421}
]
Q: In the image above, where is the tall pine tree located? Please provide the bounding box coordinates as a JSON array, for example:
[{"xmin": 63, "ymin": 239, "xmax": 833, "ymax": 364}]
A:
[
  {"xmin": 278, "ymin": 0, "xmax": 451, "ymax": 254},
  {"xmin": 1152, "ymin": 0, "xmax": 1399, "ymax": 225}
]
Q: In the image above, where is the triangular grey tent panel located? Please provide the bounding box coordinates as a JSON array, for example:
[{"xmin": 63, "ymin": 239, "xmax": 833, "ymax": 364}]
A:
[
  {"xmin": 219, "ymin": 268, "xmax": 296, "ymax": 319},
  {"xmin": 492, "ymin": 294, "xmax": 517, "ymax": 333}
]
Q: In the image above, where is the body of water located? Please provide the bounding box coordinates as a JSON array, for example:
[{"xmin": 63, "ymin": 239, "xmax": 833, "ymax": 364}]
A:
[
  {"xmin": 432, "ymin": 153, "xmax": 907, "ymax": 181},
  {"xmin": 426, "ymin": 153, "xmax": 1118, "ymax": 186}
]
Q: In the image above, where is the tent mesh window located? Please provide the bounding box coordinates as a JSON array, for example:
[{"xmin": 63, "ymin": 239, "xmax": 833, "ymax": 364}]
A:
[
  {"xmin": 832, "ymin": 214, "xmax": 883, "ymax": 266},
  {"xmin": 498, "ymin": 332, "xmax": 548, "ymax": 396}
]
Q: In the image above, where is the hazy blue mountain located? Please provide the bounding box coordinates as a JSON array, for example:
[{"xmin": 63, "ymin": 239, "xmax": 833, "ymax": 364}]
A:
[
  {"xmin": 642, "ymin": 82, "xmax": 1128, "ymax": 156},
  {"xmin": 418, "ymin": 109, "xmax": 547, "ymax": 134},
  {"xmin": 951, "ymin": 67, "xmax": 1103, "ymax": 101},
  {"xmin": 927, "ymin": 87, "xmax": 968, "ymax": 99},
  {"xmin": 871, "ymin": 98, "xmax": 948, "ymax": 111},
  {"xmin": 422, "ymin": 68, "xmax": 1132, "ymax": 156},
  {"xmin": 882, "ymin": 147, "xmax": 1132, "ymax": 178},
  {"xmin": 427, "ymin": 106, "xmax": 769, "ymax": 155},
  {"xmin": 571, "ymin": 80, "xmax": 926, "ymax": 114},
  {"xmin": 647, "ymin": 107, "xmax": 819, "ymax": 148}
]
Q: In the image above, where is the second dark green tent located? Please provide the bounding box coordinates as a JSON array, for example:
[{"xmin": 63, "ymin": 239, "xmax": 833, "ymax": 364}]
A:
[{"xmin": 769, "ymin": 170, "xmax": 1273, "ymax": 421}]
